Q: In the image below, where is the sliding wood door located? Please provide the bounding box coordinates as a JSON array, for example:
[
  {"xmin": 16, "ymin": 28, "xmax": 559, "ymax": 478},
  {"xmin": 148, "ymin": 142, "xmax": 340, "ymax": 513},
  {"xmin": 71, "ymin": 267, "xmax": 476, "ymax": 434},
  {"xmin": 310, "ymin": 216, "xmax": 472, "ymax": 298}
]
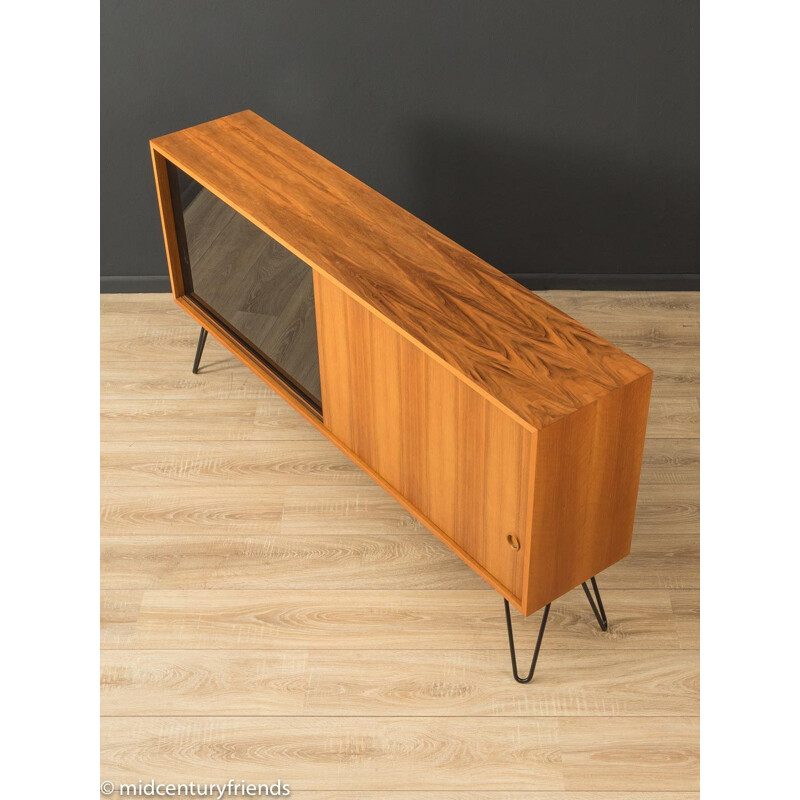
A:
[{"xmin": 314, "ymin": 273, "xmax": 533, "ymax": 603}]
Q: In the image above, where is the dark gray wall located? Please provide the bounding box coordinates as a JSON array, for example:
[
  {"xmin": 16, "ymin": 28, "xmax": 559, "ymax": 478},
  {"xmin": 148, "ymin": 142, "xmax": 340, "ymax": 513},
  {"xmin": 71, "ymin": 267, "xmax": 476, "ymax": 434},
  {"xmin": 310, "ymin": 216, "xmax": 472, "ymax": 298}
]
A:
[{"xmin": 101, "ymin": 0, "xmax": 698, "ymax": 292}]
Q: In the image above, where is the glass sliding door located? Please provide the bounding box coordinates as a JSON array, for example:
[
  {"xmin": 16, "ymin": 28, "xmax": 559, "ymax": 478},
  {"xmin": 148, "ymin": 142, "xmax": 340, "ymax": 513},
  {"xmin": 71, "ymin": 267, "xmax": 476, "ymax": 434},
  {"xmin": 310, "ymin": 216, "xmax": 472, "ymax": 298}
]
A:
[{"xmin": 167, "ymin": 161, "xmax": 323, "ymax": 412}]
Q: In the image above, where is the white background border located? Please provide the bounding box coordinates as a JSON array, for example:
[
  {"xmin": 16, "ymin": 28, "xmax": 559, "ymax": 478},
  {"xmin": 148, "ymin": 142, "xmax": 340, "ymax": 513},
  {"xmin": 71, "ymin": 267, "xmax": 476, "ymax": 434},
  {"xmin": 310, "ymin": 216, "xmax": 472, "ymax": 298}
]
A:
[{"xmin": 4, "ymin": 1, "xmax": 800, "ymax": 795}]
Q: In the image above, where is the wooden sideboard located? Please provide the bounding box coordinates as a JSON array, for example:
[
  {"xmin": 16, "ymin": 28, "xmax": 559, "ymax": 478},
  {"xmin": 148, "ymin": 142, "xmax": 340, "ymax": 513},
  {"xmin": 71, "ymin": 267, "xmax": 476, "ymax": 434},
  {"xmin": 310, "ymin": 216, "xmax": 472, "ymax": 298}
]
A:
[{"xmin": 151, "ymin": 111, "xmax": 652, "ymax": 681}]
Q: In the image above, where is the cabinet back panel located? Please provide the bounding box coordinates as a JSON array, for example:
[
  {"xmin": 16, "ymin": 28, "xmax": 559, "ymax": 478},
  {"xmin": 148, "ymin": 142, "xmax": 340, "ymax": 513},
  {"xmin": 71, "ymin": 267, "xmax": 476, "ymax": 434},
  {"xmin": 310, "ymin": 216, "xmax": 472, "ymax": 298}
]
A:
[{"xmin": 315, "ymin": 274, "xmax": 530, "ymax": 601}]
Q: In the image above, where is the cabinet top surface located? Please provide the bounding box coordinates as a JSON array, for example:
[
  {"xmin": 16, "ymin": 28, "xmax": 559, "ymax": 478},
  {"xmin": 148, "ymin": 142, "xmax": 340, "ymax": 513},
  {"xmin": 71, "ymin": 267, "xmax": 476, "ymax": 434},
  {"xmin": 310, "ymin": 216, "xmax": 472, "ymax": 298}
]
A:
[{"xmin": 152, "ymin": 110, "xmax": 650, "ymax": 430}]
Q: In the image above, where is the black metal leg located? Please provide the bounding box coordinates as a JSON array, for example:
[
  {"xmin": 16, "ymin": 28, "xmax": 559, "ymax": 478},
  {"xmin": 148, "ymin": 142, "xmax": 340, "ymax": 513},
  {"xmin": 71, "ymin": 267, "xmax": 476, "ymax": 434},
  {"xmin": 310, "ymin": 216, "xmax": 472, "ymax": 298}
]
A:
[
  {"xmin": 504, "ymin": 599, "xmax": 551, "ymax": 684},
  {"xmin": 582, "ymin": 576, "xmax": 608, "ymax": 631},
  {"xmin": 504, "ymin": 576, "xmax": 608, "ymax": 683},
  {"xmin": 192, "ymin": 328, "xmax": 208, "ymax": 374}
]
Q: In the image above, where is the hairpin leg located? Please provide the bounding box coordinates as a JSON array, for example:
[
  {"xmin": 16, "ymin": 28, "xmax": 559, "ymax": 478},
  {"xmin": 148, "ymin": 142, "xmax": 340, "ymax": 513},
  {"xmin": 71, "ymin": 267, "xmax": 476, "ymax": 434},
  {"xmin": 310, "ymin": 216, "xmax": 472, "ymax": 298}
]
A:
[
  {"xmin": 504, "ymin": 576, "xmax": 608, "ymax": 683},
  {"xmin": 582, "ymin": 576, "xmax": 608, "ymax": 631},
  {"xmin": 192, "ymin": 328, "xmax": 208, "ymax": 374},
  {"xmin": 504, "ymin": 599, "xmax": 551, "ymax": 684}
]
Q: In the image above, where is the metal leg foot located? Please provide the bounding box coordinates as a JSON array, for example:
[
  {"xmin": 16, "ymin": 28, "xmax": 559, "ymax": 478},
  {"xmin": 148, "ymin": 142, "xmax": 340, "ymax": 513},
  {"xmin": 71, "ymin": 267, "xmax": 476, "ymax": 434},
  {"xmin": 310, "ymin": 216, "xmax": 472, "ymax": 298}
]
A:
[
  {"xmin": 504, "ymin": 599, "xmax": 551, "ymax": 684},
  {"xmin": 192, "ymin": 328, "xmax": 208, "ymax": 374},
  {"xmin": 582, "ymin": 576, "xmax": 608, "ymax": 631}
]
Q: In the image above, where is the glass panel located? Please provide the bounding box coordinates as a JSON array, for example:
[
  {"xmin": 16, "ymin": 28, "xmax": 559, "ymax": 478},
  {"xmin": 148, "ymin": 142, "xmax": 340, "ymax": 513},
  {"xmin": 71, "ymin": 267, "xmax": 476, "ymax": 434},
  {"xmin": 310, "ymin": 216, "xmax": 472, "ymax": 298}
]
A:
[{"xmin": 168, "ymin": 162, "xmax": 322, "ymax": 411}]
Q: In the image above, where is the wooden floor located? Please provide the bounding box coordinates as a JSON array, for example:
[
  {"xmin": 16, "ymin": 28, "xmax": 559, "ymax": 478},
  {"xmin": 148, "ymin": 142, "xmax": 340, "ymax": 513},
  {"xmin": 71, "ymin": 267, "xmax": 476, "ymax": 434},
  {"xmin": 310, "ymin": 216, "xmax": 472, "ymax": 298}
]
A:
[{"xmin": 100, "ymin": 291, "xmax": 699, "ymax": 797}]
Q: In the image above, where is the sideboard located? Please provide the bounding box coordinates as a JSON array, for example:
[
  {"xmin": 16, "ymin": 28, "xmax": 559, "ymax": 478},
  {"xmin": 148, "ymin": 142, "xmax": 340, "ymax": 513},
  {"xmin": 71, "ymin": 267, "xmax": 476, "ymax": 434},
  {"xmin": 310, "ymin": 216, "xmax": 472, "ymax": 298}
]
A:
[{"xmin": 150, "ymin": 111, "xmax": 652, "ymax": 682}]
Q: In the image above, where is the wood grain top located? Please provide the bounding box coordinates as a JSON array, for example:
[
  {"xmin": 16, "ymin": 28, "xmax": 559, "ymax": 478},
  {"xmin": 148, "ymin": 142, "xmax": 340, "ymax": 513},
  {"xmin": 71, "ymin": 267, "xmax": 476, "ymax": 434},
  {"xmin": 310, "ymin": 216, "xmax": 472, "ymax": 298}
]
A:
[{"xmin": 151, "ymin": 110, "xmax": 650, "ymax": 430}]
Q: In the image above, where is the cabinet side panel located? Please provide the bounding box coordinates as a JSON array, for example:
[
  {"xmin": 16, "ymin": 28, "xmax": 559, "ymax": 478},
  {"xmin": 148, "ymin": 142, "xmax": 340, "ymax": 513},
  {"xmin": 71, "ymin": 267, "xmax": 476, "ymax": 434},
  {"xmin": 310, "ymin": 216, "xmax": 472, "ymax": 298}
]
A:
[
  {"xmin": 315, "ymin": 275, "xmax": 531, "ymax": 601},
  {"xmin": 525, "ymin": 371, "xmax": 653, "ymax": 613},
  {"xmin": 150, "ymin": 147, "xmax": 186, "ymax": 298}
]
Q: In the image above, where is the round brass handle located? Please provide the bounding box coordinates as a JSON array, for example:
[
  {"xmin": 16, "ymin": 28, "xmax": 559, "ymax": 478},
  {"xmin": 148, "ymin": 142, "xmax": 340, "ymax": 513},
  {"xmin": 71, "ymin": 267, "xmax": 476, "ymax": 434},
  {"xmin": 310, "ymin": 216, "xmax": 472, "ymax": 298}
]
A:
[{"xmin": 507, "ymin": 534, "xmax": 520, "ymax": 550}]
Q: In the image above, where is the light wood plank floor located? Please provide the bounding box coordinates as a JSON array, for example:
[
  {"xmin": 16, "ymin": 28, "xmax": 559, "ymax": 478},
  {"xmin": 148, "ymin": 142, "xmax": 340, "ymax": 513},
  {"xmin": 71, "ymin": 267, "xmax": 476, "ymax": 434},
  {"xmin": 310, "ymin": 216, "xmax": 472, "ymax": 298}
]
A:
[{"xmin": 101, "ymin": 291, "xmax": 699, "ymax": 797}]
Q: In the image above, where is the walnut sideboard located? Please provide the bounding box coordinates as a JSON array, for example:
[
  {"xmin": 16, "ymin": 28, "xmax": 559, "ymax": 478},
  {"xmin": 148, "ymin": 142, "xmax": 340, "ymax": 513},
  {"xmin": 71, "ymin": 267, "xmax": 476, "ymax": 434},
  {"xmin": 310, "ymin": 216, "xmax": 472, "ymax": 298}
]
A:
[{"xmin": 150, "ymin": 110, "xmax": 652, "ymax": 683}]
